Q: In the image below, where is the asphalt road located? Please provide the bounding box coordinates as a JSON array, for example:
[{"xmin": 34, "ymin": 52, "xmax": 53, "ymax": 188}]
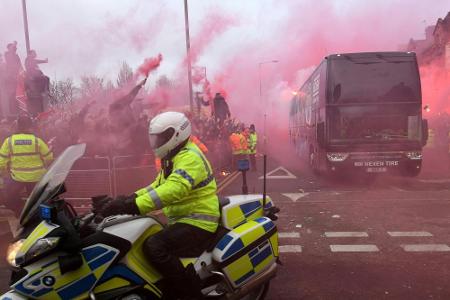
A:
[
  {"xmin": 219, "ymin": 153, "xmax": 450, "ymax": 300},
  {"xmin": 1, "ymin": 150, "xmax": 450, "ymax": 299}
]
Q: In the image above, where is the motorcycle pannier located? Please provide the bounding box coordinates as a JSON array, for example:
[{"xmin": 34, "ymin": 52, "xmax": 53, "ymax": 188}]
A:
[
  {"xmin": 212, "ymin": 216, "xmax": 278, "ymax": 288},
  {"xmin": 220, "ymin": 194, "xmax": 275, "ymax": 230}
]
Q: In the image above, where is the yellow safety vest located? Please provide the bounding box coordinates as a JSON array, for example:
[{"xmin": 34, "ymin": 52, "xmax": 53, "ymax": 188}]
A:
[
  {"xmin": 229, "ymin": 133, "xmax": 242, "ymax": 155},
  {"xmin": 135, "ymin": 141, "xmax": 219, "ymax": 233},
  {"xmin": 0, "ymin": 133, "xmax": 53, "ymax": 183},
  {"xmin": 248, "ymin": 132, "xmax": 257, "ymax": 154}
]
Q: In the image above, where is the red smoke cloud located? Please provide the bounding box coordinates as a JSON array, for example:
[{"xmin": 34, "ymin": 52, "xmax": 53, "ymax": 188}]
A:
[
  {"xmin": 189, "ymin": 12, "xmax": 237, "ymax": 64},
  {"xmin": 420, "ymin": 63, "xmax": 450, "ymax": 116},
  {"xmin": 137, "ymin": 54, "xmax": 163, "ymax": 77}
]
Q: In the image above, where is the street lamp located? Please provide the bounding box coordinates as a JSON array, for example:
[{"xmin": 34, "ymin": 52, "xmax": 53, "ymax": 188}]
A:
[{"xmin": 258, "ymin": 60, "xmax": 279, "ymax": 155}]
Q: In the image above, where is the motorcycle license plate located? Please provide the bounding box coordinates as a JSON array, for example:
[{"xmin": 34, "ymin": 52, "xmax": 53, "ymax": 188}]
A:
[{"xmin": 366, "ymin": 167, "xmax": 387, "ymax": 173}]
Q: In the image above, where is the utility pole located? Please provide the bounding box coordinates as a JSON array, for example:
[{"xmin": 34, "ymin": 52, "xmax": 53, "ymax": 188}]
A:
[
  {"xmin": 184, "ymin": 0, "xmax": 194, "ymax": 113},
  {"xmin": 21, "ymin": 0, "xmax": 31, "ymax": 53},
  {"xmin": 258, "ymin": 60, "xmax": 278, "ymax": 154}
]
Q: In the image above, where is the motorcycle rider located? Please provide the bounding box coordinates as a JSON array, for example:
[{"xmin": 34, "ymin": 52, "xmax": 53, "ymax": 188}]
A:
[{"xmin": 100, "ymin": 111, "xmax": 220, "ymax": 299}]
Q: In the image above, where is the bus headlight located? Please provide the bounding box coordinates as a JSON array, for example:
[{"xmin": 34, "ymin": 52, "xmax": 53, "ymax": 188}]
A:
[
  {"xmin": 326, "ymin": 152, "xmax": 349, "ymax": 162},
  {"xmin": 6, "ymin": 240, "xmax": 24, "ymax": 267},
  {"xmin": 406, "ymin": 152, "xmax": 422, "ymax": 160}
]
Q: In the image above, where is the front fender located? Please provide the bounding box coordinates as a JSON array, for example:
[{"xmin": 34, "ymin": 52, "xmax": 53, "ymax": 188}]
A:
[{"xmin": 0, "ymin": 290, "xmax": 27, "ymax": 300}]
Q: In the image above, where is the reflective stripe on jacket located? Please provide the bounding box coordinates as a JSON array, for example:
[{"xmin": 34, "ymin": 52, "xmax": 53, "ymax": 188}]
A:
[
  {"xmin": 135, "ymin": 140, "xmax": 219, "ymax": 233},
  {"xmin": 248, "ymin": 132, "xmax": 257, "ymax": 154},
  {"xmin": 0, "ymin": 133, "xmax": 53, "ymax": 182}
]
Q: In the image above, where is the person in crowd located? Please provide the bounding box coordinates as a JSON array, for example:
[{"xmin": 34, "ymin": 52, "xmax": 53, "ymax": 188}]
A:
[
  {"xmin": 212, "ymin": 92, "xmax": 230, "ymax": 126},
  {"xmin": 4, "ymin": 42, "xmax": 23, "ymax": 115},
  {"xmin": 229, "ymin": 126, "xmax": 245, "ymax": 169},
  {"xmin": 109, "ymin": 77, "xmax": 146, "ymax": 155},
  {"xmin": 248, "ymin": 124, "xmax": 258, "ymax": 171},
  {"xmin": 0, "ymin": 115, "xmax": 53, "ymax": 216},
  {"xmin": 24, "ymin": 50, "xmax": 48, "ymax": 78},
  {"xmin": 99, "ymin": 111, "xmax": 219, "ymax": 299}
]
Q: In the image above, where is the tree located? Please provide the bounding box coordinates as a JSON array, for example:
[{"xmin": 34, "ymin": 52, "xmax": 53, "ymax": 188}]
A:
[
  {"xmin": 48, "ymin": 78, "xmax": 76, "ymax": 107},
  {"xmin": 79, "ymin": 75, "xmax": 105, "ymax": 99},
  {"xmin": 116, "ymin": 61, "xmax": 134, "ymax": 88},
  {"xmin": 156, "ymin": 75, "xmax": 173, "ymax": 88}
]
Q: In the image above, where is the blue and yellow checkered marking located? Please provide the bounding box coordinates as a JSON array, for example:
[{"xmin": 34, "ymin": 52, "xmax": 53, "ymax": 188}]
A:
[
  {"xmin": 97, "ymin": 264, "xmax": 145, "ymax": 285},
  {"xmin": 239, "ymin": 201, "xmax": 261, "ymax": 218},
  {"xmin": 82, "ymin": 246, "xmax": 108, "ymax": 261},
  {"xmin": 216, "ymin": 234, "xmax": 233, "ymax": 251},
  {"xmin": 13, "ymin": 245, "xmax": 120, "ymax": 299},
  {"xmin": 226, "ymin": 239, "xmax": 275, "ymax": 287},
  {"xmin": 57, "ymin": 274, "xmax": 97, "ymax": 299},
  {"xmin": 223, "ymin": 237, "xmax": 244, "ymax": 260},
  {"xmin": 213, "ymin": 216, "xmax": 278, "ymax": 288}
]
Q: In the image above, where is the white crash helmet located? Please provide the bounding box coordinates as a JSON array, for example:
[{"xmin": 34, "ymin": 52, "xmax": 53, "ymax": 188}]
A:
[{"xmin": 148, "ymin": 111, "xmax": 191, "ymax": 158}]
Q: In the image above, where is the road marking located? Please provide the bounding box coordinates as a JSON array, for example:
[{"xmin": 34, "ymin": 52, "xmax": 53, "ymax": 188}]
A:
[
  {"xmin": 330, "ymin": 245, "xmax": 379, "ymax": 252},
  {"xmin": 401, "ymin": 244, "xmax": 450, "ymax": 252},
  {"xmin": 325, "ymin": 232, "xmax": 368, "ymax": 238},
  {"xmin": 279, "ymin": 232, "xmax": 300, "ymax": 238},
  {"xmin": 388, "ymin": 231, "xmax": 433, "ymax": 237},
  {"xmin": 279, "ymin": 245, "xmax": 302, "ymax": 253},
  {"xmin": 217, "ymin": 171, "xmax": 240, "ymax": 193},
  {"xmin": 259, "ymin": 166, "xmax": 297, "ymax": 180},
  {"xmin": 418, "ymin": 178, "xmax": 450, "ymax": 183},
  {"xmin": 389, "ymin": 185, "xmax": 406, "ymax": 192},
  {"xmin": 282, "ymin": 193, "xmax": 309, "ymax": 202},
  {"xmin": 217, "ymin": 171, "xmax": 238, "ymax": 188}
]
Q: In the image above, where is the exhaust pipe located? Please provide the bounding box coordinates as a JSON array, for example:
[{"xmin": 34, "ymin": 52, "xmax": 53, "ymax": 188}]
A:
[{"xmin": 225, "ymin": 263, "xmax": 277, "ymax": 300}]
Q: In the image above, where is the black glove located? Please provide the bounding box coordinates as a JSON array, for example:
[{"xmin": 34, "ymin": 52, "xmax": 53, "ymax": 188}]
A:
[
  {"xmin": 99, "ymin": 194, "xmax": 140, "ymax": 218},
  {"xmin": 91, "ymin": 195, "xmax": 112, "ymax": 214}
]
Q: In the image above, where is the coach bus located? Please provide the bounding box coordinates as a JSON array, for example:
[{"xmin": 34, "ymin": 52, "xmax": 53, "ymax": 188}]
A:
[{"xmin": 289, "ymin": 52, "xmax": 428, "ymax": 176}]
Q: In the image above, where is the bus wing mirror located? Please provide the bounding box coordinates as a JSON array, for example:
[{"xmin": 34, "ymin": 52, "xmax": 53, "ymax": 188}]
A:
[
  {"xmin": 421, "ymin": 119, "xmax": 428, "ymax": 146},
  {"xmin": 317, "ymin": 122, "xmax": 325, "ymax": 147}
]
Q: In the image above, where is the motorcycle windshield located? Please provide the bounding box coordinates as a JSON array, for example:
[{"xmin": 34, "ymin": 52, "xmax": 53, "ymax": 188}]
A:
[{"xmin": 19, "ymin": 144, "xmax": 86, "ymax": 227}]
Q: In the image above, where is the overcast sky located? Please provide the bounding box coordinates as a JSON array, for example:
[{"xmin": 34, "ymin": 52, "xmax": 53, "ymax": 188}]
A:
[{"xmin": 1, "ymin": 0, "xmax": 447, "ymax": 83}]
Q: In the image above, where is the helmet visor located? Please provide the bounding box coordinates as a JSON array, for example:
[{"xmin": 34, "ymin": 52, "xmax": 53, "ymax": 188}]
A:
[{"xmin": 149, "ymin": 128, "xmax": 175, "ymax": 149}]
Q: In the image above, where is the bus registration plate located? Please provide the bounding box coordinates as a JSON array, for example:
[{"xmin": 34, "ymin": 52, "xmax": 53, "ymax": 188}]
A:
[{"xmin": 366, "ymin": 167, "xmax": 387, "ymax": 173}]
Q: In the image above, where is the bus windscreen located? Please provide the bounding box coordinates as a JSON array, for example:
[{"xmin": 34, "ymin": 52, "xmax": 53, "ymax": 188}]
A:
[{"xmin": 328, "ymin": 55, "xmax": 420, "ymax": 104}]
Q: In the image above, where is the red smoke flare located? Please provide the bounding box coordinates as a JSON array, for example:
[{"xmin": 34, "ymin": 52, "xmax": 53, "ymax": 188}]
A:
[{"xmin": 137, "ymin": 54, "xmax": 163, "ymax": 77}]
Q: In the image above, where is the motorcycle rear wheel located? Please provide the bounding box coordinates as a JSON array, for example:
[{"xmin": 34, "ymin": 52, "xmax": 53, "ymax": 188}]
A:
[{"xmin": 240, "ymin": 282, "xmax": 269, "ymax": 300}]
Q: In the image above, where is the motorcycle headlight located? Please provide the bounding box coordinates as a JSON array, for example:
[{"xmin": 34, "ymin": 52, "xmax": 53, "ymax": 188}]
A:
[
  {"xmin": 6, "ymin": 240, "xmax": 24, "ymax": 267},
  {"xmin": 406, "ymin": 151, "xmax": 422, "ymax": 160},
  {"xmin": 15, "ymin": 237, "xmax": 60, "ymax": 266},
  {"xmin": 326, "ymin": 152, "xmax": 349, "ymax": 162}
]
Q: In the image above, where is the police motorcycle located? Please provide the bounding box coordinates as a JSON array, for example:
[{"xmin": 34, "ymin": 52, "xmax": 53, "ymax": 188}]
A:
[{"xmin": 2, "ymin": 144, "xmax": 280, "ymax": 300}]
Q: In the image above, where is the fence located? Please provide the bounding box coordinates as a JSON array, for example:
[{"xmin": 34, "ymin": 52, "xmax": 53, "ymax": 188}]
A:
[{"xmin": 63, "ymin": 143, "xmax": 231, "ymax": 212}]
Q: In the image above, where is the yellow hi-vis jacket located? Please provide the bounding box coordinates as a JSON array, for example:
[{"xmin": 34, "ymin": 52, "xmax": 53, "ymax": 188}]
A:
[
  {"xmin": 248, "ymin": 132, "xmax": 258, "ymax": 154},
  {"xmin": 0, "ymin": 133, "xmax": 53, "ymax": 182},
  {"xmin": 135, "ymin": 140, "xmax": 219, "ymax": 233}
]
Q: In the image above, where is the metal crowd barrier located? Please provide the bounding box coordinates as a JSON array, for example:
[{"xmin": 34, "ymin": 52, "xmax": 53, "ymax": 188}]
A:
[
  {"xmin": 62, "ymin": 145, "xmax": 232, "ymax": 213},
  {"xmin": 64, "ymin": 156, "xmax": 113, "ymax": 211},
  {"xmin": 112, "ymin": 154, "xmax": 157, "ymax": 196}
]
